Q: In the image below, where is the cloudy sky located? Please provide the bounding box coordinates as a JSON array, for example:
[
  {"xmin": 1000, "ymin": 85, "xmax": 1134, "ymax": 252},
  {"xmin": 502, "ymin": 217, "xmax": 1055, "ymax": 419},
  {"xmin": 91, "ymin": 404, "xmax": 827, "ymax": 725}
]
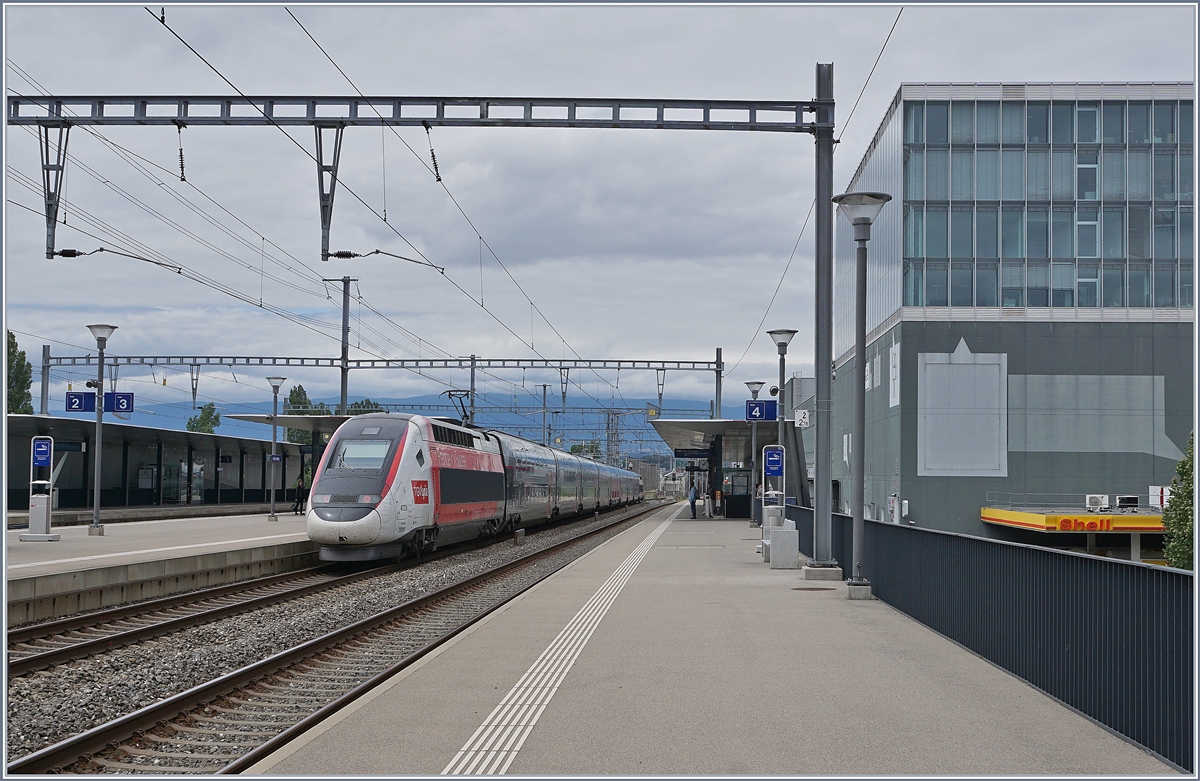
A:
[{"xmin": 3, "ymin": 3, "xmax": 1195, "ymax": 439}]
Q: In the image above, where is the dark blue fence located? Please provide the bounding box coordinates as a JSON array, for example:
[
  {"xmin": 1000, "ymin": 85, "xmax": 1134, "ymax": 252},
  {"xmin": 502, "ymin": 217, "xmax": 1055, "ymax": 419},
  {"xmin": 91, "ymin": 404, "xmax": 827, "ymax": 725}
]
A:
[{"xmin": 780, "ymin": 503, "xmax": 1193, "ymax": 772}]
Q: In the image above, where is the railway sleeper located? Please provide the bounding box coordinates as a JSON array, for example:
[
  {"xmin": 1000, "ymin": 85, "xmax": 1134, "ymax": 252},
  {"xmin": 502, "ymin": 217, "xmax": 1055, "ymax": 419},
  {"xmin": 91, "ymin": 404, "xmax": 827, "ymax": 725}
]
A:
[
  {"xmin": 89, "ymin": 757, "xmax": 208, "ymax": 774},
  {"xmin": 163, "ymin": 723, "xmax": 282, "ymax": 737}
]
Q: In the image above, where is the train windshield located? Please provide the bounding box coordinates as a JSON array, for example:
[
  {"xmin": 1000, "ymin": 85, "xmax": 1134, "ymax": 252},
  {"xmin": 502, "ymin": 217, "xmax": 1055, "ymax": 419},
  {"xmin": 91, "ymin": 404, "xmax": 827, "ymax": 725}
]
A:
[{"xmin": 329, "ymin": 439, "xmax": 393, "ymax": 470}]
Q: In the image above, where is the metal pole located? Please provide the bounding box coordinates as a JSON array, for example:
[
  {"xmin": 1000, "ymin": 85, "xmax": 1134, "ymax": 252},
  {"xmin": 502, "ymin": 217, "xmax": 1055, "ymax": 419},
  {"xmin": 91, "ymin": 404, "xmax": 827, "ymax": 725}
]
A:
[
  {"xmin": 777, "ymin": 345, "xmax": 787, "ymax": 495},
  {"xmin": 91, "ymin": 342, "xmax": 105, "ymax": 533},
  {"xmin": 540, "ymin": 384, "xmax": 548, "ymax": 445},
  {"xmin": 750, "ymin": 416, "xmax": 758, "ymax": 524},
  {"xmin": 812, "ymin": 62, "xmax": 836, "ymax": 566},
  {"xmin": 714, "ymin": 347, "xmax": 723, "ymax": 419},
  {"xmin": 851, "ymin": 224, "xmax": 870, "ymax": 584},
  {"xmin": 339, "ymin": 276, "xmax": 350, "ymax": 415},
  {"xmin": 469, "ymin": 355, "xmax": 477, "ymax": 425},
  {"xmin": 40, "ymin": 345, "xmax": 50, "ymax": 415},
  {"xmin": 269, "ymin": 386, "xmax": 279, "ymax": 521}
]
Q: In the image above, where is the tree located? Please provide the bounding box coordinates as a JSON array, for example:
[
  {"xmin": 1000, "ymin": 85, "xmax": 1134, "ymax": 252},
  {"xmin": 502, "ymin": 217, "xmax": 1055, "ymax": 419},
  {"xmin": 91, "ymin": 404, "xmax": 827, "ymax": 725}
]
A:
[
  {"xmin": 348, "ymin": 398, "xmax": 384, "ymax": 414},
  {"xmin": 7, "ymin": 330, "xmax": 34, "ymax": 414},
  {"xmin": 283, "ymin": 384, "xmax": 330, "ymax": 444},
  {"xmin": 186, "ymin": 402, "xmax": 221, "ymax": 433},
  {"xmin": 1163, "ymin": 432, "xmax": 1194, "ymax": 570},
  {"xmin": 570, "ymin": 439, "xmax": 602, "ymax": 459}
]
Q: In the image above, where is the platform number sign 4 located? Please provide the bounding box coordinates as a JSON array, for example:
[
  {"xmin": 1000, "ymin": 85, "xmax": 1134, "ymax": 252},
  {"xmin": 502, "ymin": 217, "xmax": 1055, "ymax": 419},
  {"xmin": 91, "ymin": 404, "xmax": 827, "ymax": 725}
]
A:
[{"xmin": 745, "ymin": 400, "xmax": 778, "ymax": 421}]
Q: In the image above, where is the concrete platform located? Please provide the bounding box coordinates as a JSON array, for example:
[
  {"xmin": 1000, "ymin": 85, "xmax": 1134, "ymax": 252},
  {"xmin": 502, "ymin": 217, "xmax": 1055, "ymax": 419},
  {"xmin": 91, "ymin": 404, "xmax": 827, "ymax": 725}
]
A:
[{"xmin": 250, "ymin": 502, "xmax": 1174, "ymax": 776}]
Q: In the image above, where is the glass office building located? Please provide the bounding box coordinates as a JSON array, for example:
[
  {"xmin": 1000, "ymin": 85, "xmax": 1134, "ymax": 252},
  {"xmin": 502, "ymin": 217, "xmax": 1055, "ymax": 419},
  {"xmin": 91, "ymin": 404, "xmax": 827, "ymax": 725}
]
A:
[{"xmin": 828, "ymin": 83, "xmax": 1194, "ymax": 542}]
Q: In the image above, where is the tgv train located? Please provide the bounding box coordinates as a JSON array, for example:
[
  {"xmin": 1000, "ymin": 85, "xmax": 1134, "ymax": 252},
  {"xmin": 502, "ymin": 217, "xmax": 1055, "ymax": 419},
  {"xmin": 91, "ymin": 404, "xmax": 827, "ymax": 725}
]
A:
[{"xmin": 307, "ymin": 413, "xmax": 643, "ymax": 561}]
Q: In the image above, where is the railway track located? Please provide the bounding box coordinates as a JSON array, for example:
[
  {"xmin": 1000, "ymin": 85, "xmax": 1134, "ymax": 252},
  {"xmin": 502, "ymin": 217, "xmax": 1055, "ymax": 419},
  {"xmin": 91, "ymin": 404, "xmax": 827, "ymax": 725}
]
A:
[{"xmin": 7, "ymin": 502, "xmax": 662, "ymax": 774}]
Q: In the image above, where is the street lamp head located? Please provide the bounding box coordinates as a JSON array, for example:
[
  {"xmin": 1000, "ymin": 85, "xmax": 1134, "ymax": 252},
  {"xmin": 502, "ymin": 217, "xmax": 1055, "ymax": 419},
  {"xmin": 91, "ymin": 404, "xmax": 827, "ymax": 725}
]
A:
[
  {"xmin": 832, "ymin": 191, "xmax": 892, "ymax": 226},
  {"xmin": 767, "ymin": 328, "xmax": 798, "ymax": 354},
  {"xmin": 745, "ymin": 381, "xmax": 765, "ymax": 399},
  {"xmin": 266, "ymin": 376, "xmax": 287, "ymax": 392},
  {"xmin": 86, "ymin": 324, "xmax": 117, "ymax": 346}
]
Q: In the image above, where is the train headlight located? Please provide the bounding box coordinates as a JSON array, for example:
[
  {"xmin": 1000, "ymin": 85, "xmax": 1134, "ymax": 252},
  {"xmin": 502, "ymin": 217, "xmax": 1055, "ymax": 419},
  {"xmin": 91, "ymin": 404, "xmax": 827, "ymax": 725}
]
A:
[
  {"xmin": 311, "ymin": 494, "xmax": 331, "ymax": 504},
  {"xmin": 359, "ymin": 494, "xmax": 381, "ymax": 505}
]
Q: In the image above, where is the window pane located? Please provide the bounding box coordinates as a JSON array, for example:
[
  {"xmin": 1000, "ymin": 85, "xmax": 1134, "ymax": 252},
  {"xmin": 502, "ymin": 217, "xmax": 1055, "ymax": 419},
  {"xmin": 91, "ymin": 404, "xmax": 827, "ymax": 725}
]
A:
[
  {"xmin": 1102, "ymin": 102, "xmax": 1124, "ymax": 144},
  {"xmin": 1052, "ymin": 102, "xmax": 1074, "ymax": 144},
  {"xmin": 1027, "ymin": 150, "xmax": 1049, "ymax": 200},
  {"xmin": 1052, "ymin": 261, "xmax": 1075, "ymax": 307},
  {"xmin": 1027, "ymin": 260, "xmax": 1049, "ymax": 306},
  {"xmin": 927, "ymin": 149, "xmax": 949, "ymax": 200},
  {"xmin": 925, "ymin": 260, "xmax": 948, "ymax": 306},
  {"xmin": 1129, "ymin": 206, "xmax": 1152, "ymax": 259},
  {"xmin": 1155, "ymin": 207, "xmax": 1175, "ymax": 258},
  {"xmin": 1155, "ymin": 260, "xmax": 1177, "ymax": 306},
  {"xmin": 905, "ymin": 102, "xmax": 924, "ymax": 143},
  {"xmin": 977, "ymin": 102, "xmax": 1000, "ymax": 144},
  {"xmin": 1154, "ymin": 151, "xmax": 1176, "ymax": 200},
  {"xmin": 1182, "ymin": 153, "xmax": 1194, "ymax": 203},
  {"xmin": 1052, "ymin": 150, "xmax": 1074, "ymax": 200},
  {"xmin": 1103, "ymin": 261, "xmax": 1126, "ymax": 306},
  {"xmin": 977, "ymin": 207, "xmax": 999, "ymax": 257},
  {"xmin": 926, "ymin": 102, "xmax": 949, "ymax": 144},
  {"xmin": 1078, "ymin": 221, "xmax": 1098, "ymax": 258},
  {"xmin": 904, "ymin": 204, "xmax": 924, "ymax": 257},
  {"xmin": 951, "ymin": 262, "xmax": 974, "ymax": 306},
  {"xmin": 1128, "ymin": 102, "xmax": 1151, "ymax": 144},
  {"xmin": 1128, "ymin": 262, "xmax": 1151, "ymax": 306},
  {"xmin": 1002, "ymin": 209, "xmax": 1024, "ymax": 258},
  {"xmin": 1102, "ymin": 149, "xmax": 1125, "ymax": 200},
  {"xmin": 1027, "ymin": 207, "xmax": 1049, "ymax": 257},
  {"xmin": 926, "ymin": 207, "xmax": 948, "ymax": 257},
  {"xmin": 1003, "ymin": 149, "xmax": 1024, "ymax": 200},
  {"xmin": 905, "ymin": 148, "xmax": 925, "ymax": 200},
  {"xmin": 1181, "ymin": 260, "xmax": 1194, "ymax": 307},
  {"xmin": 1077, "ymin": 104, "xmax": 1099, "ymax": 144},
  {"xmin": 977, "ymin": 260, "xmax": 999, "ymax": 306},
  {"xmin": 1077, "ymin": 261, "xmax": 1099, "ymax": 307},
  {"xmin": 951, "ymin": 209, "xmax": 973, "ymax": 257},
  {"xmin": 1052, "ymin": 208, "xmax": 1074, "ymax": 257},
  {"xmin": 976, "ymin": 150, "xmax": 1000, "ymax": 200},
  {"xmin": 1128, "ymin": 150, "xmax": 1152, "ymax": 200},
  {"xmin": 1077, "ymin": 165, "xmax": 1098, "ymax": 201},
  {"xmin": 1003, "ymin": 102, "xmax": 1025, "ymax": 143},
  {"xmin": 952, "ymin": 102, "xmax": 974, "ymax": 144},
  {"xmin": 1002, "ymin": 260, "xmax": 1025, "ymax": 307},
  {"xmin": 951, "ymin": 149, "xmax": 974, "ymax": 200},
  {"xmin": 1181, "ymin": 101, "xmax": 1193, "ymax": 144},
  {"xmin": 1102, "ymin": 207, "xmax": 1125, "ymax": 257},
  {"xmin": 1181, "ymin": 209, "xmax": 1193, "ymax": 260},
  {"xmin": 1027, "ymin": 102, "xmax": 1049, "ymax": 144},
  {"xmin": 1154, "ymin": 102, "xmax": 1176, "ymax": 143},
  {"xmin": 903, "ymin": 259, "xmax": 924, "ymax": 306}
]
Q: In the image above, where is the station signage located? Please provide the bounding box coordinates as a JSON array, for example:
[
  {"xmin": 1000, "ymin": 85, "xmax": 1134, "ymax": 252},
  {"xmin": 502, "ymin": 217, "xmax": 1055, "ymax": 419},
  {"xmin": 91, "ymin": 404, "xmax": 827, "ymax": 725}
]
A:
[
  {"xmin": 103, "ymin": 392, "xmax": 134, "ymax": 413},
  {"xmin": 65, "ymin": 391, "xmax": 95, "ymax": 413},
  {"xmin": 745, "ymin": 400, "xmax": 777, "ymax": 421},
  {"xmin": 763, "ymin": 446, "xmax": 785, "ymax": 477},
  {"xmin": 673, "ymin": 448, "xmax": 710, "ymax": 459},
  {"xmin": 32, "ymin": 437, "xmax": 53, "ymax": 468},
  {"xmin": 269, "ymin": 454, "xmax": 283, "ymax": 463}
]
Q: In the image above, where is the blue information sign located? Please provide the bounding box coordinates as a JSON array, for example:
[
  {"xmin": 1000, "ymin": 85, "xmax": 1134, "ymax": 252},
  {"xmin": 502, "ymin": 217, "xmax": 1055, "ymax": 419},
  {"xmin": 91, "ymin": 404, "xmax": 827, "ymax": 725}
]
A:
[
  {"xmin": 745, "ymin": 400, "xmax": 778, "ymax": 421},
  {"xmin": 65, "ymin": 391, "xmax": 96, "ymax": 412},
  {"xmin": 32, "ymin": 438, "xmax": 53, "ymax": 468},
  {"xmin": 764, "ymin": 447, "xmax": 785, "ymax": 477},
  {"xmin": 269, "ymin": 454, "xmax": 283, "ymax": 463},
  {"xmin": 103, "ymin": 392, "xmax": 134, "ymax": 413}
]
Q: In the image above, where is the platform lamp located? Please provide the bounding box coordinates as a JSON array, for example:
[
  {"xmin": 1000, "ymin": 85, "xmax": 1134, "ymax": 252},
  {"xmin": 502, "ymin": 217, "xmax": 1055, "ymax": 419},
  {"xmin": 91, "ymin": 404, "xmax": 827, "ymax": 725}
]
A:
[
  {"xmin": 86, "ymin": 324, "xmax": 117, "ymax": 536},
  {"xmin": 266, "ymin": 376, "xmax": 287, "ymax": 522},
  {"xmin": 745, "ymin": 381, "xmax": 765, "ymax": 524},
  {"xmin": 832, "ymin": 190, "xmax": 892, "ymax": 590},
  {"xmin": 766, "ymin": 329, "xmax": 798, "ymax": 487}
]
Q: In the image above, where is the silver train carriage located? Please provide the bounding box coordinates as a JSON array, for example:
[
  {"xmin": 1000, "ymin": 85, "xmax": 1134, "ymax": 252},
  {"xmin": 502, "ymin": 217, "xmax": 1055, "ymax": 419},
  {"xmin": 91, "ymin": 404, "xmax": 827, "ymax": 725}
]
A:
[{"xmin": 307, "ymin": 413, "xmax": 643, "ymax": 561}]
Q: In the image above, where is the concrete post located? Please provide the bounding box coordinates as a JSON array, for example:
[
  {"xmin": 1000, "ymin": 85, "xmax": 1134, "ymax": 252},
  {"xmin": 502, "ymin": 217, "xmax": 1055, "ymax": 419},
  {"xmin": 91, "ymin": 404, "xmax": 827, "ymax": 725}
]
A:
[{"xmin": 811, "ymin": 62, "xmax": 836, "ymax": 566}]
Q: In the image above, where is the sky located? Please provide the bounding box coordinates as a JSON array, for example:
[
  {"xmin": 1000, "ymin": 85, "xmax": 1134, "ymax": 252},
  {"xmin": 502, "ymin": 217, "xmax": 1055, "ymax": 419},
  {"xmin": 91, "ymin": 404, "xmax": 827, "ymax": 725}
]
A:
[{"xmin": 3, "ymin": 3, "xmax": 1196, "ymax": 443}]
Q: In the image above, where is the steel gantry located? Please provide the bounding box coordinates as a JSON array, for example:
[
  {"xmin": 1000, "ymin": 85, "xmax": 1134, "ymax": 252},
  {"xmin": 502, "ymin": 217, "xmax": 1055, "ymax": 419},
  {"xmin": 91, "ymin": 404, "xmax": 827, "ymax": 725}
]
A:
[{"xmin": 14, "ymin": 66, "xmax": 839, "ymax": 567}]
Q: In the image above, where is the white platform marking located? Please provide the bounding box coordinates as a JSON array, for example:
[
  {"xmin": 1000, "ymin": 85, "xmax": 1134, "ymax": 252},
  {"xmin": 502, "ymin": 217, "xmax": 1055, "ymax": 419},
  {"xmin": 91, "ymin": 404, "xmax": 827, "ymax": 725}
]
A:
[
  {"xmin": 6, "ymin": 534, "xmax": 307, "ymax": 569},
  {"xmin": 442, "ymin": 510, "xmax": 678, "ymax": 775}
]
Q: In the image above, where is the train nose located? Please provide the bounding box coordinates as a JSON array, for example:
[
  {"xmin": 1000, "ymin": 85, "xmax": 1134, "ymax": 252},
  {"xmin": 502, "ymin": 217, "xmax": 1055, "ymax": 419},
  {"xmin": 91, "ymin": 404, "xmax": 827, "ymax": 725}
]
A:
[{"xmin": 306, "ymin": 508, "xmax": 382, "ymax": 545}]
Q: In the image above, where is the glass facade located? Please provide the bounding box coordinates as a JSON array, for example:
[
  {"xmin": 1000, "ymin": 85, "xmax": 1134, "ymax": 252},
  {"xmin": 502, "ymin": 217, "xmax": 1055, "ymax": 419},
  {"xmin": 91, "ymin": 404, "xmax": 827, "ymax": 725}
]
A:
[{"xmin": 899, "ymin": 97, "xmax": 1193, "ymax": 312}]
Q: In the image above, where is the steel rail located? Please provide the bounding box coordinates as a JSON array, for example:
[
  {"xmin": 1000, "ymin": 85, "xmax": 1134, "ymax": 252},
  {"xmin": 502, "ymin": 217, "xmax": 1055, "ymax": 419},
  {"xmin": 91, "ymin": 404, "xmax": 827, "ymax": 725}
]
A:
[{"xmin": 6, "ymin": 502, "xmax": 664, "ymax": 774}]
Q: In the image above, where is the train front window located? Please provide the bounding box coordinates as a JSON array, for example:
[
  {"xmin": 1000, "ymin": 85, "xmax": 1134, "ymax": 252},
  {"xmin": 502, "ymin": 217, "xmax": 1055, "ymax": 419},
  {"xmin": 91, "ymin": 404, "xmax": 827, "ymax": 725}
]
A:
[{"xmin": 330, "ymin": 439, "xmax": 393, "ymax": 469}]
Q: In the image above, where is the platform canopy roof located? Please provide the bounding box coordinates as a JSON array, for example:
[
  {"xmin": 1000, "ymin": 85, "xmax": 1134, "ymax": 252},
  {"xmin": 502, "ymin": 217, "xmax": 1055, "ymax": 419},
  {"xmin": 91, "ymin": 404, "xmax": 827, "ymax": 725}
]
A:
[{"xmin": 649, "ymin": 418, "xmax": 779, "ymax": 454}]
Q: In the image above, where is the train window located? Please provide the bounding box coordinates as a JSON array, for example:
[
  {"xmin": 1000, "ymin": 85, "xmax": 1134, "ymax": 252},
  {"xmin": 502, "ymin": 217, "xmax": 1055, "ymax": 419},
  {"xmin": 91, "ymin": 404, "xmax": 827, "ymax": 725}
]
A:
[
  {"xmin": 415, "ymin": 449, "xmax": 425, "ymax": 466},
  {"xmin": 360, "ymin": 426, "xmax": 381, "ymax": 435},
  {"xmin": 330, "ymin": 439, "xmax": 393, "ymax": 469}
]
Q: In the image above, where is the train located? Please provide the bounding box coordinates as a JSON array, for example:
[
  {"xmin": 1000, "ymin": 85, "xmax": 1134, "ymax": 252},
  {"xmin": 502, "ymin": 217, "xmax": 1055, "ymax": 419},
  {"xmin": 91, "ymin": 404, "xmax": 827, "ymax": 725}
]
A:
[{"xmin": 306, "ymin": 413, "xmax": 644, "ymax": 561}]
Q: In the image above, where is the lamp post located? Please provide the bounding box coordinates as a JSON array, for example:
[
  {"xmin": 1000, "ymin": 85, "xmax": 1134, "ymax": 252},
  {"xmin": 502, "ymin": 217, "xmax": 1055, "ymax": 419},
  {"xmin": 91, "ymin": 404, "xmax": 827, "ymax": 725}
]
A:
[
  {"xmin": 266, "ymin": 376, "xmax": 287, "ymax": 522},
  {"xmin": 832, "ymin": 190, "xmax": 892, "ymax": 589},
  {"xmin": 766, "ymin": 327, "xmax": 797, "ymax": 475},
  {"xmin": 745, "ymin": 380, "xmax": 764, "ymax": 524},
  {"xmin": 86, "ymin": 324, "xmax": 117, "ymax": 535}
]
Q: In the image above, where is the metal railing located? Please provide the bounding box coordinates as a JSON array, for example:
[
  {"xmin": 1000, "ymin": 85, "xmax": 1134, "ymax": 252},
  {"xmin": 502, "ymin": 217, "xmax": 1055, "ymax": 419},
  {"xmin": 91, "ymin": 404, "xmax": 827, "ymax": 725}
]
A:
[{"xmin": 779, "ymin": 503, "xmax": 1193, "ymax": 772}]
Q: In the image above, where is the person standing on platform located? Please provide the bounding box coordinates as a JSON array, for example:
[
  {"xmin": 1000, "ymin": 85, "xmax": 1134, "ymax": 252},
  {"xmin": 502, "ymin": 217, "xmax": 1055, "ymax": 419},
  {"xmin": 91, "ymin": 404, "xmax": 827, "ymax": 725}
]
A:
[
  {"xmin": 688, "ymin": 483, "xmax": 697, "ymax": 519},
  {"xmin": 291, "ymin": 475, "xmax": 306, "ymax": 515}
]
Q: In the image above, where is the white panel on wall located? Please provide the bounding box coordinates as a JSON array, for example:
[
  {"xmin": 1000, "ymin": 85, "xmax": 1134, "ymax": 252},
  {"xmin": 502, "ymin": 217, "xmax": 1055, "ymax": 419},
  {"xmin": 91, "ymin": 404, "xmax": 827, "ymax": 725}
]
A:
[
  {"xmin": 873, "ymin": 354, "xmax": 882, "ymax": 389},
  {"xmin": 889, "ymin": 341, "xmax": 901, "ymax": 408},
  {"xmin": 917, "ymin": 339, "xmax": 1008, "ymax": 476}
]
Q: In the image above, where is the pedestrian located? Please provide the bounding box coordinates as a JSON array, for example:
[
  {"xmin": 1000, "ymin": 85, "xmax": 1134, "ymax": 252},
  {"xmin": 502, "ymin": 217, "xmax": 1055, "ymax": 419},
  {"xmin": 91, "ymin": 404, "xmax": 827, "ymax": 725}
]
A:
[
  {"xmin": 688, "ymin": 483, "xmax": 697, "ymax": 519},
  {"xmin": 291, "ymin": 474, "xmax": 306, "ymax": 515}
]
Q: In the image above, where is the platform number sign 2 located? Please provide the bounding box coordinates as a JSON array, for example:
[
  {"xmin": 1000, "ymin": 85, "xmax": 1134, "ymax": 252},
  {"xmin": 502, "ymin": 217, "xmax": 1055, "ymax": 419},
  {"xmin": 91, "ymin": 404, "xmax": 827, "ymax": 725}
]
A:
[{"xmin": 65, "ymin": 391, "xmax": 96, "ymax": 412}]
